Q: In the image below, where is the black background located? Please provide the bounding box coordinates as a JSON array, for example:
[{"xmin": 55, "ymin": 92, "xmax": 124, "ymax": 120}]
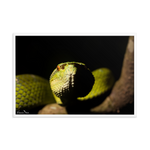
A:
[{"xmin": 16, "ymin": 36, "xmax": 129, "ymax": 81}]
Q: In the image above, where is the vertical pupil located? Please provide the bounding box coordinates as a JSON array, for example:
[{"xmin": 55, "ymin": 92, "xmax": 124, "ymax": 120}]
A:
[{"xmin": 57, "ymin": 65, "xmax": 60, "ymax": 71}]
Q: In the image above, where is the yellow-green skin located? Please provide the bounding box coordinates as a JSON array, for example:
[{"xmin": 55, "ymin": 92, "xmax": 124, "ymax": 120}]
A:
[
  {"xmin": 16, "ymin": 63, "xmax": 115, "ymax": 111},
  {"xmin": 78, "ymin": 68, "xmax": 115, "ymax": 100},
  {"xmin": 16, "ymin": 74, "xmax": 55, "ymax": 111},
  {"xmin": 51, "ymin": 68, "xmax": 115, "ymax": 105}
]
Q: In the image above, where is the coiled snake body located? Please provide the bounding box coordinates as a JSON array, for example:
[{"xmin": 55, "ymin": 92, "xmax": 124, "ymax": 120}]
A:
[{"xmin": 16, "ymin": 62, "xmax": 115, "ymax": 113}]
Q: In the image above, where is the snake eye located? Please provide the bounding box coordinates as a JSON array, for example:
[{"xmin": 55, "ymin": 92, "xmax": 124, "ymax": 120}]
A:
[
  {"xmin": 57, "ymin": 65, "xmax": 60, "ymax": 71},
  {"xmin": 57, "ymin": 64, "xmax": 66, "ymax": 71}
]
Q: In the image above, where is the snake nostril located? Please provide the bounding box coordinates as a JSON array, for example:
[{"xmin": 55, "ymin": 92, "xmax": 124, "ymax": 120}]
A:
[{"xmin": 60, "ymin": 64, "xmax": 66, "ymax": 69}]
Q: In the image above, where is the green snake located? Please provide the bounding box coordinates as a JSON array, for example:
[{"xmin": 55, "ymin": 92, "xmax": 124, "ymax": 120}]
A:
[{"xmin": 16, "ymin": 62, "xmax": 115, "ymax": 113}]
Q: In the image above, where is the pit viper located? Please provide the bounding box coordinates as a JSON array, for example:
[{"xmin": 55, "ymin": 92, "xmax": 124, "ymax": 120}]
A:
[{"xmin": 16, "ymin": 62, "xmax": 115, "ymax": 113}]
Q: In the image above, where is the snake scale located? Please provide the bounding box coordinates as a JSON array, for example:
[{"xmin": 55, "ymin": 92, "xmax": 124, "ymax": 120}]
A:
[{"xmin": 16, "ymin": 62, "xmax": 115, "ymax": 113}]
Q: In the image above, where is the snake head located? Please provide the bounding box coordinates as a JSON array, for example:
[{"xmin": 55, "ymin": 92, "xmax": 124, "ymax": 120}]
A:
[{"xmin": 50, "ymin": 62, "xmax": 95, "ymax": 106}]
